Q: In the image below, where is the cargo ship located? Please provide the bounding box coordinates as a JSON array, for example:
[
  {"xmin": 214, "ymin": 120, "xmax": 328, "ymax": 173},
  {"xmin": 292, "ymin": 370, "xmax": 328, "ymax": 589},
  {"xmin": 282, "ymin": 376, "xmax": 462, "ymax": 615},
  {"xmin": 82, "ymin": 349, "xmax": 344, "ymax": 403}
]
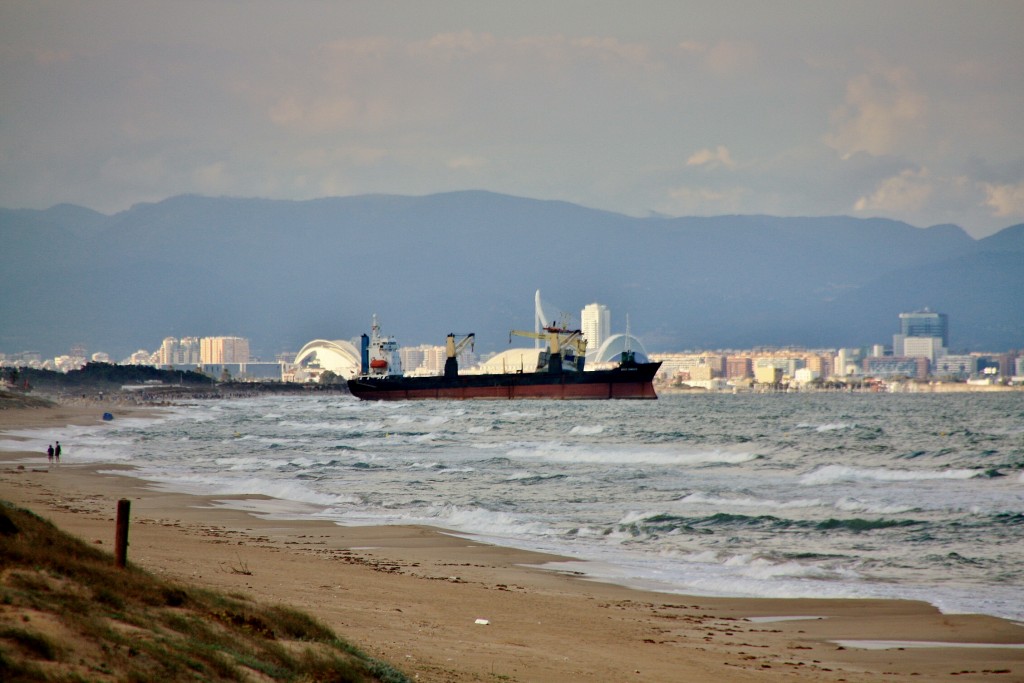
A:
[{"xmin": 347, "ymin": 316, "xmax": 661, "ymax": 400}]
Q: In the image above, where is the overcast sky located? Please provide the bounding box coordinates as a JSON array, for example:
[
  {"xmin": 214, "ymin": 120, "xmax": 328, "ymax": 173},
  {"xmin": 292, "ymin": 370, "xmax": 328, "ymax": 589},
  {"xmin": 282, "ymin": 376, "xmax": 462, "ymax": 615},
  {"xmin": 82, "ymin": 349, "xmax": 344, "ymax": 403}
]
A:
[{"xmin": 2, "ymin": 1, "xmax": 1022, "ymax": 237}]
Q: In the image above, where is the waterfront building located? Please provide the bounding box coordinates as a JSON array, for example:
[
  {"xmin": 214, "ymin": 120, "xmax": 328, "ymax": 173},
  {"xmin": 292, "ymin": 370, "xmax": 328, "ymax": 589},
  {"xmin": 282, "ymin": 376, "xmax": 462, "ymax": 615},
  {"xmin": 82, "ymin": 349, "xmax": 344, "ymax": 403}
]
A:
[
  {"xmin": 932, "ymin": 355, "xmax": 979, "ymax": 380},
  {"xmin": 894, "ymin": 309, "xmax": 948, "ymax": 361},
  {"xmin": 399, "ymin": 345, "xmax": 429, "ymax": 374},
  {"xmin": 291, "ymin": 339, "xmax": 361, "ymax": 381},
  {"xmin": 754, "ymin": 365, "xmax": 783, "ymax": 384},
  {"xmin": 197, "ymin": 362, "xmax": 283, "ymax": 382},
  {"xmin": 902, "ymin": 336, "xmax": 944, "ymax": 364},
  {"xmin": 899, "ymin": 309, "xmax": 949, "ymax": 346},
  {"xmin": 158, "ymin": 336, "xmax": 201, "ymax": 366},
  {"xmin": 863, "ymin": 356, "xmax": 929, "ymax": 380},
  {"xmin": 805, "ymin": 353, "xmax": 832, "ymax": 378},
  {"xmin": 793, "ymin": 367, "xmax": 819, "ymax": 384},
  {"xmin": 753, "ymin": 356, "xmax": 805, "ymax": 378},
  {"xmin": 726, "ymin": 356, "xmax": 753, "ymax": 379},
  {"xmin": 200, "ymin": 336, "xmax": 250, "ymax": 364},
  {"xmin": 834, "ymin": 348, "xmax": 863, "ymax": 376},
  {"xmin": 652, "ymin": 353, "xmax": 724, "ymax": 378},
  {"xmin": 581, "ymin": 303, "xmax": 611, "ymax": 352}
]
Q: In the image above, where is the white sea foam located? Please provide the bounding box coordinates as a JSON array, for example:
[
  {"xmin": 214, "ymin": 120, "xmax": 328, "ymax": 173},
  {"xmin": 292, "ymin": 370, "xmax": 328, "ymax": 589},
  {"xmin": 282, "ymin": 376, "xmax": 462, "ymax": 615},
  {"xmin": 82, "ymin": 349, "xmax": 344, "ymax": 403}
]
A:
[
  {"xmin": 411, "ymin": 505, "xmax": 555, "ymax": 538},
  {"xmin": 834, "ymin": 497, "xmax": 916, "ymax": 514},
  {"xmin": 131, "ymin": 470, "xmax": 349, "ymax": 507},
  {"xmin": 23, "ymin": 393, "xmax": 1021, "ymax": 623},
  {"xmin": 569, "ymin": 425, "xmax": 605, "ymax": 435},
  {"xmin": 678, "ymin": 492, "xmax": 822, "ymax": 509},
  {"xmin": 506, "ymin": 444, "xmax": 757, "ymax": 466},
  {"xmin": 832, "ymin": 640, "xmax": 1024, "ymax": 650},
  {"xmin": 795, "ymin": 422, "xmax": 855, "ymax": 432},
  {"xmin": 800, "ymin": 464, "xmax": 981, "ymax": 485},
  {"xmin": 617, "ymin": 510, "xmax": 661, "ymax": 525}
]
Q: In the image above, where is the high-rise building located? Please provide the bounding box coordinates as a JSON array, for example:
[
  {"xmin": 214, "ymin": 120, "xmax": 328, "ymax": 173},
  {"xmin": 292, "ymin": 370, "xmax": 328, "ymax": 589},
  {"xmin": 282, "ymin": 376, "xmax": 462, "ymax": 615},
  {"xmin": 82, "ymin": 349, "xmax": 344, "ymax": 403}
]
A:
[
  {"xmin": 581, "ymin": 303, "xmax": 610, "ymax": 353},
  {"xmin": 158, "ymin": 336, "xmax": 203, "ymax": 366},
  {"xmin": 200, "ymin": 336, "xmax": 250, "ymax": 364},
  {"xmin": 726, "ymin": 356, "xmax": 753, "ymax": 379},
  {"xmin": 903, "ymin": 336, "xmax": 943, "ymax": 363},
  {"xmin": 895, "ymin": 309, "xmax": 948, "ymax": 363},
  {"xmin": 898, "ymin": 309, "xmax": 948, "ymax": 345}
]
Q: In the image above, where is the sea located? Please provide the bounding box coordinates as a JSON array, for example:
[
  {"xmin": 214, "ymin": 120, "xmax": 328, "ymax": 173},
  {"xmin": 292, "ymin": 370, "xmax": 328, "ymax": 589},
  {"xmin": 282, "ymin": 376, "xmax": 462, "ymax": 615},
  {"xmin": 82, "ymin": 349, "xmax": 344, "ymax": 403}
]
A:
[{"xmin": 4, "ymin": 392, "xmax": 1023, "ymax": 622}]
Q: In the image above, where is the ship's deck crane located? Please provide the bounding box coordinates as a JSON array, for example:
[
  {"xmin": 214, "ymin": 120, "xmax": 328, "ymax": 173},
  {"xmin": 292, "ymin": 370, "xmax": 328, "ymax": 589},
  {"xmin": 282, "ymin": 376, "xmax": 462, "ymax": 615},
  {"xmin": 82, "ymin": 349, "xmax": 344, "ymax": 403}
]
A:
[
  {"xmin": 509, "ymin": 326, "xmax": 587, "ymax": 372},
  {"xmin": 444, "ymin": 333, "xmax": 475, "ymax": 379}
]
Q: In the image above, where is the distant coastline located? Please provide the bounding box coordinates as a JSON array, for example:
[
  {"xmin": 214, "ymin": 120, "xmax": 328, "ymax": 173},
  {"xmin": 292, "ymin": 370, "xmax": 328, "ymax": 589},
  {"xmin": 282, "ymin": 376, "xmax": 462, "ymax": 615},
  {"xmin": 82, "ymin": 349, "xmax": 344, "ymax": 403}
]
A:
[{"xmin": 661, "ymin": 382, "xmax": 1024, "ymax": 395}]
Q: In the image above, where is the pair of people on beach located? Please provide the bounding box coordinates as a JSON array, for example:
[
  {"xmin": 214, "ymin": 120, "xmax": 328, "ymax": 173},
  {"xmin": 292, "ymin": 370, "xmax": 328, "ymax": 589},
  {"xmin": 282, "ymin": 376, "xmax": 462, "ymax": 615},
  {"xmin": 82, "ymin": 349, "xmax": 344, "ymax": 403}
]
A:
[{"xmin": 47, "ymin": 441, "xmax": 61, "ymax": 464}]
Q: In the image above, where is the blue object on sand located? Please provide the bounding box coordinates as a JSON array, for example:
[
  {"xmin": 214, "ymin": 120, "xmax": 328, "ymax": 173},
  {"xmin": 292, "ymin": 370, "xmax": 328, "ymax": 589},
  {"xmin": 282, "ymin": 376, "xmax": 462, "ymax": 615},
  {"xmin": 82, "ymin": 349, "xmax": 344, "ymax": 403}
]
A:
[{"xmin": 102, "ymin": 412, "xmax": 114, "ymax": 421}]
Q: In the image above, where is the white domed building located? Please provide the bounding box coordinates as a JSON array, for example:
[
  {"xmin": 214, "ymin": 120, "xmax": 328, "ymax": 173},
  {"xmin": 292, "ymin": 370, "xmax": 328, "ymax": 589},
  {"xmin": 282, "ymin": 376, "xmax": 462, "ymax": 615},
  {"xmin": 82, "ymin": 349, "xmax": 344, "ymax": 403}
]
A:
[
  {"xmin": 588, "ymin": 334, "xmax": 651, "ymax": 367},
  {"xmin": 291, "ymin": 339, "xmax": 361, "ymax": 382},
  {"xmin": 472, "ymin": 348, "xmax": 544, "ymax": 374}
]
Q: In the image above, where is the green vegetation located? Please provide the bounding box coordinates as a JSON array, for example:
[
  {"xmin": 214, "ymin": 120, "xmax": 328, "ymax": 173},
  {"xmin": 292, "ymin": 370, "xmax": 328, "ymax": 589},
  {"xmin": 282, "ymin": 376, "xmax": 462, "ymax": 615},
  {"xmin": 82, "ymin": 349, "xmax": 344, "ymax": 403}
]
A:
[
  {"xmin": 0, "ymin": 501, "xmax": 410, "ymax": 682},
  {"xmin": 12, "ymin": 363, "xmax": 214, "ymax": 392}
]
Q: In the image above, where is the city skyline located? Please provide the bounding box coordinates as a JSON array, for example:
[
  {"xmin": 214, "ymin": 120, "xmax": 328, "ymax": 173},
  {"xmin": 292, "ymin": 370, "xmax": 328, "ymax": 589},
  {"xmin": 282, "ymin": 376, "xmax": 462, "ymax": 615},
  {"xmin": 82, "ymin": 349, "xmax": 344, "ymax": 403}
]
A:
[
  {"xmin": 5, "ymin": 306, "xmax": 1022, "ymax": 385},
  {"xmin": 2, "ymin": 2, "xmax": 1022, "ymax": 237}
]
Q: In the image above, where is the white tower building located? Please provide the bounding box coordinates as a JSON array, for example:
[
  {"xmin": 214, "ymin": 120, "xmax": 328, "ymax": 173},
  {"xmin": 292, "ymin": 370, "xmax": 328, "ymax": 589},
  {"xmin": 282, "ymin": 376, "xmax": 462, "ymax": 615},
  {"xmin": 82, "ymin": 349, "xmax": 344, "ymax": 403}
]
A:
[{"xmin": 581, "ymin": 303, "xmax": 611, "ymax": 353}]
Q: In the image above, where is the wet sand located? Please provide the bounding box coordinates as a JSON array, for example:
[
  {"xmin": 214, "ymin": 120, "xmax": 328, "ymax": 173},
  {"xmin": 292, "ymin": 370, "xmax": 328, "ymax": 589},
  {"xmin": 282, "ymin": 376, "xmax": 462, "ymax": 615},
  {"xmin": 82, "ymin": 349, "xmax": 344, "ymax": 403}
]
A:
[{"xmin": 2, "ymin": 403, "xmax": 1021, "ymax": 682}]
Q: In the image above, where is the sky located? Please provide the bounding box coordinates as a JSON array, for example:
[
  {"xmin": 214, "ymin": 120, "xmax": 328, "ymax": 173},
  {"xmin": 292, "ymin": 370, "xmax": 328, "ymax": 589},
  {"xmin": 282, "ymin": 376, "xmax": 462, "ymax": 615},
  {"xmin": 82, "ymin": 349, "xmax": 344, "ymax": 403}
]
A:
[{"xmin": 2, "ymin": 1, "xmax": 1022, "ymax": 238}]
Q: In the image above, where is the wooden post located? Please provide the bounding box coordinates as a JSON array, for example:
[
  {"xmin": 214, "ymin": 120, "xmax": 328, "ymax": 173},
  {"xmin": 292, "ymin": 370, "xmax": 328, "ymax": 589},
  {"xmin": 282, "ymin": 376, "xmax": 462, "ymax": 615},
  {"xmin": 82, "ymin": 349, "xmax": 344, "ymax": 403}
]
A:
[{"xmin": 115, "ymin": 499, "xmax": 130, "ymax": 568}]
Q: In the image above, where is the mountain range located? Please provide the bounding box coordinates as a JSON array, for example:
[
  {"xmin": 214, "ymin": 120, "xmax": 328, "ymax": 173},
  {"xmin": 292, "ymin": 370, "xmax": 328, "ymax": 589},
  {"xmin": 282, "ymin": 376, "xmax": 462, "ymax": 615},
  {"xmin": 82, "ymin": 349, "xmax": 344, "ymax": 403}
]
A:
[{"xmin": 2, "ymin": 191, "xmax": 1022, "ymax": 359}]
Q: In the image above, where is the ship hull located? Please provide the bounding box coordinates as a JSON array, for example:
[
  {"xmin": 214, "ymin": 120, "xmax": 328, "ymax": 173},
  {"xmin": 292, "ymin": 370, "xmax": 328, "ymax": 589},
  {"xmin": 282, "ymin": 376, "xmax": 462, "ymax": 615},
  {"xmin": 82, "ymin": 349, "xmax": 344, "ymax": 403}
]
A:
[{"xmin": 347, "ymin": 363, "xmax": 661, "ymax": 401}]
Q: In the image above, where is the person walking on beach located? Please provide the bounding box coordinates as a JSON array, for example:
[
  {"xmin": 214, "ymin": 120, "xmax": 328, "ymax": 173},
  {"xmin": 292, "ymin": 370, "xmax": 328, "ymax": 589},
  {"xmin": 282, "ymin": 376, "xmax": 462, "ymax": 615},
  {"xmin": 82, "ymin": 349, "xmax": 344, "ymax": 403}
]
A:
[
  {"xmin": 54, "ymin": 441, "xmax": 61, "ymax": 463},
  {"xmin": 47, "ymin": 444, "xmax": 54, "ymax": 463}
]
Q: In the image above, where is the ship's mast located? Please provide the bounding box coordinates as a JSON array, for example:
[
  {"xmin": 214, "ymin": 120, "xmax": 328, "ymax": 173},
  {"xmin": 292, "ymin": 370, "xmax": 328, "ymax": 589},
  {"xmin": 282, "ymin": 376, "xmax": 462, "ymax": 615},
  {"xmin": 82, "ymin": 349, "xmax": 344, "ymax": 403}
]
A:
[{"xmin": 534, "ymin": 289, "xmax": 545, "ymax": 350}]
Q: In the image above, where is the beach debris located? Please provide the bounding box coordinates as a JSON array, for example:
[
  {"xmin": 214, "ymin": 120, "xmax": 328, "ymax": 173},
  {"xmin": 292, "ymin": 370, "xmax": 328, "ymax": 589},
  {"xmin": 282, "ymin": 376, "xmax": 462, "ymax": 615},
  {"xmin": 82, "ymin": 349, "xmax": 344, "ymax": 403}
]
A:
[
  {"xmin": 474, "ymin": 618, "xmax": 490, "ymax": 625},
  {"xmin": 220, "ymin": 552, "xmax": 253, "ymax": 575},
  {"xmin": 103, "ymin": 412, "xmax": 114, "ymax": 421}
]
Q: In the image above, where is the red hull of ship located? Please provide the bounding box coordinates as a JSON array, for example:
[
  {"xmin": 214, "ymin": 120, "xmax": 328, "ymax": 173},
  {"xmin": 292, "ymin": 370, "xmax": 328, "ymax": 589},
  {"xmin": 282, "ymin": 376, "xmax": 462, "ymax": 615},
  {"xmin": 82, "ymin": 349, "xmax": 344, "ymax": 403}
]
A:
[
  {"xmin": 354, "ymin": 381, "xmax": 657, "ymax": 401},
  {"xmin": 347, "ymin": 362, "xmax": 661, "ymax": 401}
]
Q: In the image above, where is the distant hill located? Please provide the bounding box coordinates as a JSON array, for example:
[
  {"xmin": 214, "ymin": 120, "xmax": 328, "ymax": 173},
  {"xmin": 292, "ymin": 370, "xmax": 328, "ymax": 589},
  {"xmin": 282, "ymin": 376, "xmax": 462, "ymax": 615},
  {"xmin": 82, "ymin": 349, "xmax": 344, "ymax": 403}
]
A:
[{"xmin": 1, "ymin": 192, "xmax": 1021, "ymax": 358}]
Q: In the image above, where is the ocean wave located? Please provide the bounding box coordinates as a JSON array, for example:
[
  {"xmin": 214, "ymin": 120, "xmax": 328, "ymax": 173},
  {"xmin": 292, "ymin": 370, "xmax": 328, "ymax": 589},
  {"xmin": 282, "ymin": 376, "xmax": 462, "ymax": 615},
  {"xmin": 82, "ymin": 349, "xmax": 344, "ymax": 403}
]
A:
[
  {"xmin": 795, "ymin": 422, "xmax": 855, "ymax": 432},
  {"xmin": 409, "ymin": 504, "xmax": 555, "ymax": 538},
  {"xmin": 27, "ymin": 392, "xmax": 1020, "ymax": 624},
  {"xmin": 677, "ymin": 491, "xmax": 822, "ymax": 509},
  {"xmin": 616, "ymin": 511, "xmax": 923, "ymax": 534},
  {"xmin": 834, "ymin": 497, "xmax": 917, "ymax": 514},
  {"xmin": 814, "ymin": 518, "xmax": 922, "ymax": 532},
  {"xmin": 506, "ymin": 444, "xmax": 758, "ymax": 466},
  {"xmin": 504, "ymin": 470, "xmax": 568, "ymax": 484},
  {"xmin": 800, "ymin": 464, "xmax": 982, "ymax": 485},
  {"xmin": 569, "ymin": 425, "xmax": 606, "ymax": 435},
  {"xmin": 115, "ymin": 470, "xmax": 353, "ymax": 507}
]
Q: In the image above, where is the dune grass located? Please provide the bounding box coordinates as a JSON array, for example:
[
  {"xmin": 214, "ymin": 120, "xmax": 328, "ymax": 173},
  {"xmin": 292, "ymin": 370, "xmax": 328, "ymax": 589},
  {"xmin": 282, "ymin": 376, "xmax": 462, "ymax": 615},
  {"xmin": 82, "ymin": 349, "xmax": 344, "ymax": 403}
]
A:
[{"xmin": 0, "ymin": 500, "xmax": 410, "ymax": 682}]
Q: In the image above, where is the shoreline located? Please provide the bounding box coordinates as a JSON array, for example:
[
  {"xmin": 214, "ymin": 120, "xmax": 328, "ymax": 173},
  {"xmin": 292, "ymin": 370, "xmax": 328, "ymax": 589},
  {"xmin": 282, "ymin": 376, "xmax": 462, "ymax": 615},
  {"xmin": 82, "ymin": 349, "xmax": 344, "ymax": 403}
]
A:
[{"xmin": 2, "ymin": 403, "xmax": 1022, "ymax": 681}]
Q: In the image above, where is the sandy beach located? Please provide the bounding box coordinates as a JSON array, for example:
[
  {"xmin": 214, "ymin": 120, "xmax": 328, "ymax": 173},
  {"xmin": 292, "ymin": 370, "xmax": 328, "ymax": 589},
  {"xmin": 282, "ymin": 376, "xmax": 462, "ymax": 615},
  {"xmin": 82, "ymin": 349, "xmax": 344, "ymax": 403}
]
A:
[{"xmin": 2, "ymin": 402, "xmax": 1022, "ymax": 682}]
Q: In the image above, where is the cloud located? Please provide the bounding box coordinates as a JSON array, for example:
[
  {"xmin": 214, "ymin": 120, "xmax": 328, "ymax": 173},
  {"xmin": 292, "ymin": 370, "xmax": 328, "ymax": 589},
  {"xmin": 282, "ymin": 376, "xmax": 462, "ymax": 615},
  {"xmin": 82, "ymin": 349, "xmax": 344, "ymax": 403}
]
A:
[
  {"xmin": 412, "ymin": 31, "xmax": 497, "ymax": 61},
  {"xmin": 192, "ymin": 161, "xmax": 230, "ymax": 193},
  {"xmin": 569, "ymin": 36, "xmax": 653, "ymax": 67},
  {"xmin": 686, "ymin": 146, "xmax": 736, "ymax": 169},
  {"xmin": 981, "ymin": 180, "xmax": 1024, "ymax": 218},
  {"xmin": 854, "ymin": 168, "xmax": 932, "ymax": 213},
  {"xmin": 665, "ymin": 186, "xmax": 745, "ymax": 214},
  {"xmin": 447, "ymin": 156, "xmax": 487, "ymax": 171},
  {"xmin": 825, "ymin": 67, "xmax": 928, "ymax": 158},
  {"xmin": 676, "ymin": 40, "xmax": 758, "ymax": 75}
]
